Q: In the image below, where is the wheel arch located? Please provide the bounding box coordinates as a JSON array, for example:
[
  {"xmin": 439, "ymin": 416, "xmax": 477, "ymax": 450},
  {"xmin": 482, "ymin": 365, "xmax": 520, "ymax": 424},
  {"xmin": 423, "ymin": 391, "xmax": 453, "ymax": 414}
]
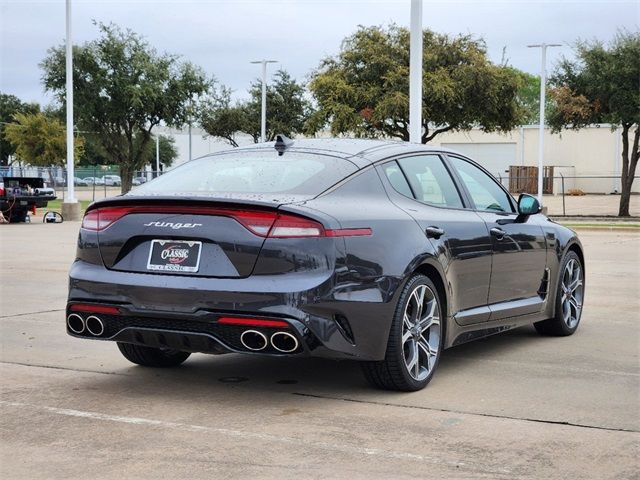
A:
[
  {"xmin": 548, "ymin": 238, "xmax": 585, "ymax": 319},
  {"xmin": 411, "ymin": 259, "xmax": 449, "ymax": 345},
  {"xmin": 566, "ymin": 241, "xmax": 585, "ymax": 275}
]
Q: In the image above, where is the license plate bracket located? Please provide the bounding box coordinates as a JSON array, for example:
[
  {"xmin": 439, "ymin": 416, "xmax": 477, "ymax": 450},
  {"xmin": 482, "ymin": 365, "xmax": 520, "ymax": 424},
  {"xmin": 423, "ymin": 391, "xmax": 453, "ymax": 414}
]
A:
[{"xmin": 147, "ymin": 240, "xmax": 202, "ymax": 273}]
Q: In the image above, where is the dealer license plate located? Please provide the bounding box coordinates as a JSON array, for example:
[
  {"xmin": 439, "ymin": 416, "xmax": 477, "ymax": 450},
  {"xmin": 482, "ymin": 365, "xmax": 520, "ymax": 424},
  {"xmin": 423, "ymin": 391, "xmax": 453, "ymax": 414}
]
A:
[{"xmin": 147, "ymin": 240, "xmax": 202, "ymax": 273}]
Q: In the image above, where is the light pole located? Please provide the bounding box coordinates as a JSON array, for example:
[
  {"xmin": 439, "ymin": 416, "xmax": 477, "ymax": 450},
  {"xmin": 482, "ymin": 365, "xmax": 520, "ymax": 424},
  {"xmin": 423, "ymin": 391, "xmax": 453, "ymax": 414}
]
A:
[
  {"xmin": 409, "ymin": 0, "xmax": 423, "ymax": 144},
  {"xmin": 250, "ymin": 60, "xmax": 277, "ymax": 143},
  {"xmin": 62, "ymin": 0, "xmax": 80, "ymax": 220},
  {"xmin": 155, "ymin": 133, "xmax": 160, "ymax": 176},
  {"xmin": 527, "ymin": 43, "xmax": 561, "ymax": 203}
]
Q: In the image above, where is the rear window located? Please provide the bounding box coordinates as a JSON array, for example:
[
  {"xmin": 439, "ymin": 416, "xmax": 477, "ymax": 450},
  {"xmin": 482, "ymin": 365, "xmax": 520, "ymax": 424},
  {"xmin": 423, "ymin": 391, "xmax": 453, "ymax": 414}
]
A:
[{"xmin": 134, "ymin": 150, "xmax": 357, "ymax": 196}]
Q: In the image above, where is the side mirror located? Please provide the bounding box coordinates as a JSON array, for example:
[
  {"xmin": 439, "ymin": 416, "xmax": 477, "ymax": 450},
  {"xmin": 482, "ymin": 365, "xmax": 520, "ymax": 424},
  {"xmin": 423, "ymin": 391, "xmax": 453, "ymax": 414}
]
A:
[{"xmin": 517, "ymin": 194, "xmax": 541, "ymax": 216}]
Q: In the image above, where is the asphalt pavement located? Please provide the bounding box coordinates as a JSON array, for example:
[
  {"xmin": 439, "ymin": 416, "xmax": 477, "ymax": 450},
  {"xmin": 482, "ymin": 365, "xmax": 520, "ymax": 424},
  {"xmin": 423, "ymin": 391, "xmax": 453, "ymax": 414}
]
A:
[{"xmin": 0, "ymin": 221, "xmax": 638, "ymax": 479}]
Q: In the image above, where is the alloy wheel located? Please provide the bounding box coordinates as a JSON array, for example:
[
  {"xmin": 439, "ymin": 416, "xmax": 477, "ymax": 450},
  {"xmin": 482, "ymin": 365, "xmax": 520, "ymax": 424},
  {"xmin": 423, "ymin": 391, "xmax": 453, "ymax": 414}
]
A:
[
  {"xmin": 560, "ymin": 258, "xmax": 583, "ymax": 329},
  {"xmin": 402, "ymin": 284, "xmax": 441, "ymax": 381}
]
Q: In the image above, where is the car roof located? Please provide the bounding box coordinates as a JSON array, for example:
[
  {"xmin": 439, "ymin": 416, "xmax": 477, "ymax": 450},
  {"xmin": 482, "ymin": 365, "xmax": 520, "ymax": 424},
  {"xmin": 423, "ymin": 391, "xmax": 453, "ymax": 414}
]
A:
[{"xmin": 209, "ymin": 138, "xmax": 462, "ymax": 168}]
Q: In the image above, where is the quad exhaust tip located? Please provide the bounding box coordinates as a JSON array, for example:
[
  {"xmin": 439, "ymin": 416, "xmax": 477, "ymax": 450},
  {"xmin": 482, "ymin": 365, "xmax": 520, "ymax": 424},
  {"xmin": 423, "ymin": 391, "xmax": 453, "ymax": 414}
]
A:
[
  {"xmin": 85, "ymin": 315, "xmax": 105, "ymax": 336},
  {"xmin": 270, "ymin": 331, "xmax": 299, "ymax": 353},
  {"xmin": 240, "ymin": 330, "xmax": 268, "ymax": 351},
  {"xmin": 67, "ymin": 314, "xmax": 85, "ymax": 334}
]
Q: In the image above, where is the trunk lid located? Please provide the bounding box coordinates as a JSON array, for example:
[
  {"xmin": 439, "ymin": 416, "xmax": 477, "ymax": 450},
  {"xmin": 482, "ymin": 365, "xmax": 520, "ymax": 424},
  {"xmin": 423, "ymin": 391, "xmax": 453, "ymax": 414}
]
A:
[{"xmin": 91, "ymin": 197, "xmax": 291, "ymax": 278}]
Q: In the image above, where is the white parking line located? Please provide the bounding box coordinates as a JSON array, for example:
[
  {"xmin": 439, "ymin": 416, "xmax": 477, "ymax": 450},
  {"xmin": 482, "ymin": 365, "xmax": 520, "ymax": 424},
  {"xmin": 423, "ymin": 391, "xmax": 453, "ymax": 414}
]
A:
[{"xmin": 0, "ymin": 400, "xmax": 511, "ymax": 477}]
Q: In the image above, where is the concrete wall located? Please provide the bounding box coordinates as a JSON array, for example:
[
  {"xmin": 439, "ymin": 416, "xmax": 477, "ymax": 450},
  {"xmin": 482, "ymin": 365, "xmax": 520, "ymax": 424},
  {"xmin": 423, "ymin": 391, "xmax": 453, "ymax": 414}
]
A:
[{"xmin": 433, "ymin": 125, "xmax": 637, "ymax": 194}]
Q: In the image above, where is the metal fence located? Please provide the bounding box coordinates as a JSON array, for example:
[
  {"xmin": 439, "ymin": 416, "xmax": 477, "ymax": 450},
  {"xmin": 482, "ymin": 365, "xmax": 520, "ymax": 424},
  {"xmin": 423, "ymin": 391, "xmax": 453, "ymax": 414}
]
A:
[
  {"xmin": 496, "ymin": 175, "xmax": 639, "ymax": 216},
  {"xmin": 0, "ymin": 166, "xmax": 165, "ymax": 202},
  {"xmin": 1, "ymin": 166, "xmax": 637, "ymax": 217}
]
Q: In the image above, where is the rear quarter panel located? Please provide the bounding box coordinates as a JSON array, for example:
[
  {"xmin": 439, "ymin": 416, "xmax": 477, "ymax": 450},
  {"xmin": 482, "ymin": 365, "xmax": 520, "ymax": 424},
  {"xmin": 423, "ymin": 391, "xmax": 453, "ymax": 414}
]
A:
[{"xmin": 292, "ymin": 167, "xmax": 437, "ymax": 359}]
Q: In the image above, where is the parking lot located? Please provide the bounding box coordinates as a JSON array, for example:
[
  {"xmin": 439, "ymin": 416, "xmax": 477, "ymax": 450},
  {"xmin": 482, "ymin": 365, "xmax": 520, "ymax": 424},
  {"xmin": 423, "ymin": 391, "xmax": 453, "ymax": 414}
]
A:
[{"xmin": 1, "ymin": 221, "xmax": 638, "ymax": 479}]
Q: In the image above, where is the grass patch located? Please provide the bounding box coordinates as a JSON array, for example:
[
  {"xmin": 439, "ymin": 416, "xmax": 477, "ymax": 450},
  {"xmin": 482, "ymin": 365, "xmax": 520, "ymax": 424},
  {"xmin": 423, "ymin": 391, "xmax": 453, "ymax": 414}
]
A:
[
  {"xmin": 561, "ymin": 223, "xmax": 640, "ymax": 229},
  {"xmin": 40, "ymin": 199, "xmax": 92, "ymax": 213}
]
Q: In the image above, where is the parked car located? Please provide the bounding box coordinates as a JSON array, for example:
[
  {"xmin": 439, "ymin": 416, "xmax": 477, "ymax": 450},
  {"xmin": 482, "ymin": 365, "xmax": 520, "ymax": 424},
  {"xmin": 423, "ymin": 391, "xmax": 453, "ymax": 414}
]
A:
[
  {"xmin": 81, "ymin": 177, "xmax": 105, "ymax": 186},
  {"xmin": 131, "ymin": 178, "xmax": 142, "ymax": 186},
  {"xmin": 66, "ymin": 137, "xmax": 585, "ymax": 391},
  {"xmin": 133, "ymin": 176, "xmax": 147, "ymax": 185},
  {"xmin": 52, "ymin": 176, "xmax": 66, "ymax": 187},
  {"xmin": 102, "ymin": 175, "xmax": 122, "ymax": 186},
  {"xmin": 74, "ymin": 177, "xmax": 84, "ymax": 186}
]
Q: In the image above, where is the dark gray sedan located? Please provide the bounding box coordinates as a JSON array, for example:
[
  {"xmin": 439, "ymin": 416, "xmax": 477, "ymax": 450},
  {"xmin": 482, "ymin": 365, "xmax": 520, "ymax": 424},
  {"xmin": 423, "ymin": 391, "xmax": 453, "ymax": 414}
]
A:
[{"xmin": 66, "ymin": 137, "xmax": 585, "ymax": 391}]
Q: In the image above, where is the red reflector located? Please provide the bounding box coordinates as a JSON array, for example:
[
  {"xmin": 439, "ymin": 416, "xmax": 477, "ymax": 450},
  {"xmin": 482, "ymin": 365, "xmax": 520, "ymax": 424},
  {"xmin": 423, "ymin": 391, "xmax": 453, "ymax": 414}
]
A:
[
  {"xmin": 218, "ymin": 317, "xmax": 290, "ymax": 328},
  {"xmin": 69, "ymin": 304, "xmax": 120, "ymax": 315},
  {"xmin": 325, "ymin": 228, "xmax": 372, "ymax": 237}
]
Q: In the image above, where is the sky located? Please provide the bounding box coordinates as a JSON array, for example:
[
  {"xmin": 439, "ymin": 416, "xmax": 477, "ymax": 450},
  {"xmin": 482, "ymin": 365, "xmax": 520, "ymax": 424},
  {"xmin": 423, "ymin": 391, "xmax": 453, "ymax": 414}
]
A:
[{"xmin": 1, "ymin": 0, "xmax": 638, "ymax": 107}]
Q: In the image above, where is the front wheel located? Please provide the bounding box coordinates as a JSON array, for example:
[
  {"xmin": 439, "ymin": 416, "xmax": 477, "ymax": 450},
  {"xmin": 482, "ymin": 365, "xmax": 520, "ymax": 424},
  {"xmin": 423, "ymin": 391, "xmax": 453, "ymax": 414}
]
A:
[
  {"xmin": 534, "ymin": 251, "xmax": 584, "ymax": 336},
  {"xmin": 361, "ymin": 275, "xmax": 444, "ymax": 391},
  {"xmin": 117, "ymin": 342, "xmax": 191, "ymax": 367}
]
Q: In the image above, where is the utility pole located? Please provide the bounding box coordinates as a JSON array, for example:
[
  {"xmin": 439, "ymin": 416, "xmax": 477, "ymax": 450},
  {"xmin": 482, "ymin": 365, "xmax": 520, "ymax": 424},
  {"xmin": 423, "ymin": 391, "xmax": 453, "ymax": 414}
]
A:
[
  {"xmin": 527, "ymin": 43, "xmax": 561, "ymax": 203},
  {"xmin": 62, "ymin": 0, "xmax": 80, "ymax": 220},
  {"xmin": 409, "ymin": 0, "xmax": 423, "ymax": 144},
  {"xmin": 250, "ymin": 59, "xmax": 277, "ymax": 143}
]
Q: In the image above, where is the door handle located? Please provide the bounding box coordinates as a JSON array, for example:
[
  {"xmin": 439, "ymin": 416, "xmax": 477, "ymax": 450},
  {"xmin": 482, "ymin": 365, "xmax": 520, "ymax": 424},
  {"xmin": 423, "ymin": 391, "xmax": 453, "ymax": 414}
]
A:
[
  {"xmin": 490, "ymin": 227, "xmax": 505, "ymax": 240},
  {"xmin": 425, "ymin": 226, "xmax": 445, "ymax": 239}
]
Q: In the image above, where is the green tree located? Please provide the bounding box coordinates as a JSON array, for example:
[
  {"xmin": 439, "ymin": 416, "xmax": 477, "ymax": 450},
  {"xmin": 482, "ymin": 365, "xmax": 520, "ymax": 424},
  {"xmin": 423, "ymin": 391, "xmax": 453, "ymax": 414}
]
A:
[
  {"xmin": 244, "ymin": 70, "xmax": 312, "ymax": 142},
  {"xmin": 4, "ymin": 112, "xmax": 83, "ymax": 166},
  {"xmin": 513, "ymin": 70, "xmax": 541, "ymax": 125},
  {"xmin": 200, "ymin": 70, "xmax": 312, "ymax": 146},
  {"xmin": 41, "ymin": 22, "xmax": 209, "ymax": 192},
  {"xmin": 199, "ymin": 86, "xmax": 247, "ymax": 147},
  {"xmin": 308, "ymin": 25, "xmax": 525, "ymax": 143},
  {"xmin": 548, "ymin": 32, "xmax": 640, "ymax": 217},
  {"xmin": 0, "ymin": 93, "xmax": 39, "ymax": 165},
  {"xmin": 143, "ymin": 135, "xmax": 178, "ymax": 170}
]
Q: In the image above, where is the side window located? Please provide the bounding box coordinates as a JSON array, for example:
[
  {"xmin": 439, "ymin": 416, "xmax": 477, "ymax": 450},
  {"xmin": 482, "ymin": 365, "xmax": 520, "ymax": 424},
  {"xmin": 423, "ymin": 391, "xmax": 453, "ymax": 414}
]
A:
[
  {"xmin": 397, "ymin": 155, "xmax": 464, "ymax": 208},
  {"xmin": 382, "ymin": 161, "xmax": 414, "ymax": 198},
  {"xmin": 448, "ymin": 156, "xmax": 514, "ymax": 213}
]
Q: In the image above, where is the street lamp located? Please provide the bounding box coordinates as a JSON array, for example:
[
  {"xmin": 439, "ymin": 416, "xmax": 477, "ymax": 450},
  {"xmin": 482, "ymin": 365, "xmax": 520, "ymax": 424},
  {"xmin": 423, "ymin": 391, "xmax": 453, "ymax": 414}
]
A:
[
  {"xmin": 527, "ymin": 43, "xmax": 561, "ymax": 203},
  {"xmin": 409, "ymin": 0, "xmax": 423, "ymax": 144},
  {"xmin": 62, "ymin": 0, "xmax": 80, "ymax": 220},
  {"xmin": 250, "ymin": 60, "xmax": 278, "ymax": 143},
  {"xmin": 155, "ymin": 133, "xmax": 161, "ymax": 176}
]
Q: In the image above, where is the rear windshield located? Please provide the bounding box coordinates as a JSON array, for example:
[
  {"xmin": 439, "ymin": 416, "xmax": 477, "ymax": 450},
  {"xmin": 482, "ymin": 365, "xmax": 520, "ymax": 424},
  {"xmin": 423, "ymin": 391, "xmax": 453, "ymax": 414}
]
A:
[{"xmin": 134, "ymin": 150, "xmax": 358, "ymax": 196}]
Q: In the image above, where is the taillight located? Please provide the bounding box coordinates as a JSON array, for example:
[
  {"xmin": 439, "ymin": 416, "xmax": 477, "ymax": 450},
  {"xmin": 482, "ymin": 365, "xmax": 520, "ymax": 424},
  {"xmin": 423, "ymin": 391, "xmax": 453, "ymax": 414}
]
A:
[
  {"xmin": 81, "ymin": 205, "xmax": 372, "ymax": 238},
  {"xmin": 269, "ymin": 213, "xmax": 324, "ymax": 238},
  {"xmin": 81, "ymin": 207, "xmax": 130, "ymax": 231},
  {"xmin": 231, "ymin": 210, "xmax": 278, "ymax": 236}
]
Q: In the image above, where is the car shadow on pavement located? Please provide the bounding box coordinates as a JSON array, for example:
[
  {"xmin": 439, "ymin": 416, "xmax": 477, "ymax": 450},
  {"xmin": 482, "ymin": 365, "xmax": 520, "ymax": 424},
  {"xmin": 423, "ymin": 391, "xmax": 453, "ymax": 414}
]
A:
[{"xmin": 70, "ymin": 324, "xmax": 548, "ymax": 400}]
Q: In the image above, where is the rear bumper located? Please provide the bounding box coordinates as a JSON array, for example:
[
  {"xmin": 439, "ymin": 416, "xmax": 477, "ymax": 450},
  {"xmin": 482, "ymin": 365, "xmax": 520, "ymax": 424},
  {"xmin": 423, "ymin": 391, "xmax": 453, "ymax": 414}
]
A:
[
  {"xmin": 66, "ymin": 303, "xmax": 311, "ymax": 356},
  {"xmin": 68, "ymin": 260, "xmax": 400, "ymax": 360}
]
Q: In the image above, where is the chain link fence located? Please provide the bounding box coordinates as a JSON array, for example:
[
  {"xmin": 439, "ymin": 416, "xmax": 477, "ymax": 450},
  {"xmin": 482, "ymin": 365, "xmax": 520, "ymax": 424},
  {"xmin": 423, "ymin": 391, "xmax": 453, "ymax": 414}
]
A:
[
  {"xmin": 2, "ymin": 166, "xmax": 638, "ymax": 217},
  {"xmin": 0, "ymin": 165, "xmax": 165, "ymax": 203}
]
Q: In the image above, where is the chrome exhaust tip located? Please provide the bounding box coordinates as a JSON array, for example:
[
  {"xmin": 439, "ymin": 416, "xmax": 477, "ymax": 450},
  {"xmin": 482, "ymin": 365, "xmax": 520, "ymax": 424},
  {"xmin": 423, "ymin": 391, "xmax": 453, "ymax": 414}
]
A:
[
  {"xmin": 270, "ymin": 331, "xmax": 299, "ymax": 353},
  {"xmin": 240, "ymin": 330, "xmax": 268, "ymax": 351},
  {"xmin": 67, "ymin": 314, "xmax": 85, "ymax": 334},
  {"xmin": 85, "ymin": 315, "xmax": 104, "ymax": 336}
]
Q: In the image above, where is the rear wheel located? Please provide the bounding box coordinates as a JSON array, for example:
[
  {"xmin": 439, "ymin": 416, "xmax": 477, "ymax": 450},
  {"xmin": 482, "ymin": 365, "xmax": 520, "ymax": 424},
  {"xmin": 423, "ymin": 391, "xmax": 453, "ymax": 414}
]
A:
[
  {"xmin": 534, "ymin": 251, "xmax": 584, "ymax": 336},
  {"xmin": 361, "ymin": 275, "xmax": 443, "ymax": 391},
  {"xmin": 117, "ymin": 342, "xmax": 191, "ymax": 367}
]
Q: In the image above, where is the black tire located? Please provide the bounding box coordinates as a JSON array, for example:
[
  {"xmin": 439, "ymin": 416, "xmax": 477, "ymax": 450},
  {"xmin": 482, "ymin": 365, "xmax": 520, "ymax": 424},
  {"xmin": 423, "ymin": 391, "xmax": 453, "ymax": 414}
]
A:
[
  {"xmin": 10, "ymin": 209, "xmax": 28, "ymax": 223},
  {"xmin": 534, "ymin": 251, "xmax": 584, "ymax": 336},
  {"xmin": 117, "ymin": 342, "xmax": 191, "ymax": 367},
  {"xmin": 361, "ymin": 274, "xmax": 444, "ymax": 391}
]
